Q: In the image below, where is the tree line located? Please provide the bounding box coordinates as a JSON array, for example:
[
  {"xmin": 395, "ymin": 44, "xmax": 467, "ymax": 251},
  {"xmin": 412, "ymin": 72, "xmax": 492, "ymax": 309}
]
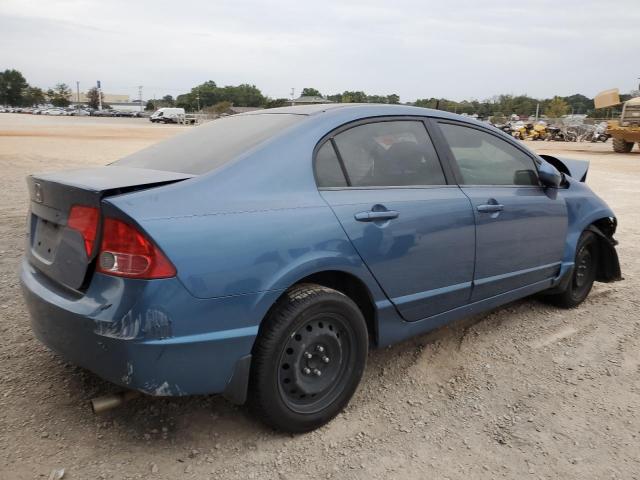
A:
[
  {"xmin": 1, "ymin": 68, "xmax": 634, "ymax": 118},
  {"xmin": 0, "ymin": 69, "xmax": 75, "ymax": 108}
]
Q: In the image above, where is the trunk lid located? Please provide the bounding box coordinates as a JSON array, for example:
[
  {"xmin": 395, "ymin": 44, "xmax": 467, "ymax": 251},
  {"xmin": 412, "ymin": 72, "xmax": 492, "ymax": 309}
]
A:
[{"xmin": 25, "ymin": 166, "xmax": 192, "ymax": 290}]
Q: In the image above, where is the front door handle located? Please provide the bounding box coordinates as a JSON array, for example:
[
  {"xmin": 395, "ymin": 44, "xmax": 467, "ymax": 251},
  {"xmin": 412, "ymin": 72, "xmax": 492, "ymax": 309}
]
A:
[
  {"xmin": 354, "ymin": 210, "xmax": 399, "ymax": 222},
  {"xmin": 477, "ymin": 204, "xmax": 504, "ymax": 213}
]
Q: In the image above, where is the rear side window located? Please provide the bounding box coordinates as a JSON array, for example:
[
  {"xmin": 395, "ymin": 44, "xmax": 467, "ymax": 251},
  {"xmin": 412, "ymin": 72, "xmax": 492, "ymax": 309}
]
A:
[
  {"xmin": 114, "ymin": 114, "xmax": 302, "ymax": 175},
  {"xmin": 439, "ymin": 123, "xmax": 539, "ymax": 186},
  {"xmin": 315, "ymin": 142, "xmax": 347, "ymax": 187},
  {"xmin": 317, "ymin": 120, "xmax": 446, "ymax": 187}
]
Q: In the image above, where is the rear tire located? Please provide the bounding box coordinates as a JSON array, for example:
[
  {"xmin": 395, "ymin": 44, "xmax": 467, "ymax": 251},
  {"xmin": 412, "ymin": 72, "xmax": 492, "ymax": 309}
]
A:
[
  {"xmin": 248, "ymin": 284, "xmax": 368, "ymax": 433},
  {"xmin": 612, "ymin": 138, "xmax": 634, "ymax": 153},
  {"xmin": 546, "ymin": 231, "xmax": 598, "ymax": 309}
]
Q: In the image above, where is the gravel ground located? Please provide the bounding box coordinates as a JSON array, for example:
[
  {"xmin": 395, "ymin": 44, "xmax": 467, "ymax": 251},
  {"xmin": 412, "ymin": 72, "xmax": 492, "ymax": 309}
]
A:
[{"xmin": 0, "ymin": 114, "xmax": 638, "ymax": 480}]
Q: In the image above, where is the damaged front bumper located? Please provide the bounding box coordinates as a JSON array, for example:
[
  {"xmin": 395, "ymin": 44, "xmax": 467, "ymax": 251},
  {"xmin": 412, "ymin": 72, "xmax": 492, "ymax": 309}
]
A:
[{"xmin": 20, "ymin": 259, "xmax": 268, "ymax": 401}]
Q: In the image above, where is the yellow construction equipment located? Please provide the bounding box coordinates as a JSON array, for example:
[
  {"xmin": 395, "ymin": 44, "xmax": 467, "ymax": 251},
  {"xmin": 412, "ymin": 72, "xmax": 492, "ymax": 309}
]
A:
[{"xmin": 595, "ymin": 89, "xmax": 640, "ymax": 153}]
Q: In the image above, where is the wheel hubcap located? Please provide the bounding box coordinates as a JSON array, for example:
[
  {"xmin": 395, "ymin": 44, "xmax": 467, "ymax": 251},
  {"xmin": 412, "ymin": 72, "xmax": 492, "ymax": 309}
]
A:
[{"xmin": 277, "ymin": 314, "xmax": 352, "ymax": 413}]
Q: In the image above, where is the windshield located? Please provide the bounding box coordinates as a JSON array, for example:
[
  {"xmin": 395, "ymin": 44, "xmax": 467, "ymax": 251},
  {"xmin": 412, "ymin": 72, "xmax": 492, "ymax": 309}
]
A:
[{"xmin": 114, "ymin": 113, "xmax": 303, "ymax": 174}]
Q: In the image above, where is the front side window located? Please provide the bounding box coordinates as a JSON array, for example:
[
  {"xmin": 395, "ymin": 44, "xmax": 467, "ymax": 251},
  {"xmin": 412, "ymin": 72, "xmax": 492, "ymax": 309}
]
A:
[
  {"xmin": 315, "ymin": 120, "xmax": 446, "ymax": 187},
  {"xmin": 439, "ymin": 123, "xmax": 539, "ymax": 186}
]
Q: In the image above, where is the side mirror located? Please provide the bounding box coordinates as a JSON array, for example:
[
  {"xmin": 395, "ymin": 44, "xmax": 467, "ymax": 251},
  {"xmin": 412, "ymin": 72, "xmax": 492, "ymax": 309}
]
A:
[{"xmin": 538, "ymin": 161, "xmax": 562, "ymax": 188}]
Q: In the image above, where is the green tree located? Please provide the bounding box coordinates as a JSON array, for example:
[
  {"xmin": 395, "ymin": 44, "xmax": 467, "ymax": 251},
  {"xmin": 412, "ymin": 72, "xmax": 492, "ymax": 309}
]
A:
[
  {"xmin": 545, "ymin": 96, "xmax": 570, "ymax": 119},
  {"xmin": 264, "ymin": 97, "xmax": 289, "ymax": 108},
  {"xmin": 145, "ymin": 100, "xmax": 156, "ymax": 111},
  {"xmin": 366, "ymin": 94, "xmax": 387, "ymax": 103},
  {"xmin": 301, "ymin": 87, "xmax": 322, "ymax": 97},
  {"xmin": 220, "ymin": 84, "xmax": 265, "ymax": 107},
  {"xmin": 562, "ymin": 94, "xmax": 593, "ymax": 115},
  {"xmin": 341, "ymin": 91, "xmax": 367, "ymax": 103},
  {"xmin": 414, "ymin": 97, "xmax": 437, "ymax": 108},
  {"xmin": 47, "ymin": 83, "xmax": 72, "ymax": 107},
  {"xmin": 212, "ymin": 100, "xmax": 232, "ymax": 114},
  {"xmin": 86, "ymin": 87, "xmax": 103, "ymax": 109},
  {"xmin": 161, "ymin": 94, "xmax": 175, "ymax": 106},
  {"xmin": 176, "ymin": 81, "xmax": 265, "ymax": 111},
  {"xmin": 386, "ymin": 93, "xmax": 400, "ymax": 104},
  {"xmin": 0, "ymin": 69, "xmax": 28, "ymax": 106},
  {"xmin": 23, "ymin": 86, "xmax": 46, "ymax": 106}
]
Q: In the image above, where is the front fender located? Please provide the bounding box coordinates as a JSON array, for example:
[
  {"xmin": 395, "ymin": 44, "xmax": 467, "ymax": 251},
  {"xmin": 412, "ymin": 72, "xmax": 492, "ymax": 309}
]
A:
[
  {"xmin": 560, "ymin": 178, "xmax": 620, "ymax": 280},
  {"xmin": 540, "ymin": 155, "xmax": 589, "ymax": 182}
]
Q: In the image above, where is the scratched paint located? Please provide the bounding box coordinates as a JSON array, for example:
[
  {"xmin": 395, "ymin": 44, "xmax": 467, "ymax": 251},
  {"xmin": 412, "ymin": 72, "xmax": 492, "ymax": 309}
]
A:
[
  {"xmin": 121, "ymin": 361, "xmax": 133, "ymax": 384},
  {"xmin": 94, "ymin": 307, "xmax": 171, "ymax": 340}
]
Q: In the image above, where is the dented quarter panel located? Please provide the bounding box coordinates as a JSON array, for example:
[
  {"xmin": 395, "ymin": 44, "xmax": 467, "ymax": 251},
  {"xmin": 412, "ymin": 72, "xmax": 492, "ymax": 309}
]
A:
[{"xmin": 21, "ymin": 258, "xmax": 283, "ymax": 395}]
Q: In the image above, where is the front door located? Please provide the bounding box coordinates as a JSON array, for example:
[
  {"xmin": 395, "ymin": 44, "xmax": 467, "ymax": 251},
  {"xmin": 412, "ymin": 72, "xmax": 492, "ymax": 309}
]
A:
[
  {"xmin": 315, "ymin": 119, "xmax": 476, "ymax": 321},
  {"xmin": 436, "ymin": 121, "xmax": 567, "ymax": 301}
]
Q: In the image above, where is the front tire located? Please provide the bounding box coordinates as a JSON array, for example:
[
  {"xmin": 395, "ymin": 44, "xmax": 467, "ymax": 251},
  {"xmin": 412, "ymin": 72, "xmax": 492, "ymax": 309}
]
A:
[
  {"xmin": 547, "ymin": 231, "xmax": 598, "ymax": 308},
  {"xmin": 612, "ymin": 138, "xmax": 634, "ymax": 153},
  {"xmin": 249, "ymin": 284, "xmax": 368, "ymax": 433}
]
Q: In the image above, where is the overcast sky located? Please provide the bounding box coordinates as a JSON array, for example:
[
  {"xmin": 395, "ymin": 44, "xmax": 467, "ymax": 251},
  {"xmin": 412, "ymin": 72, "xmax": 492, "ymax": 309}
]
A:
[{"xmin": 1, "ymin": 0, "xmax": 639, "ymax": 103}]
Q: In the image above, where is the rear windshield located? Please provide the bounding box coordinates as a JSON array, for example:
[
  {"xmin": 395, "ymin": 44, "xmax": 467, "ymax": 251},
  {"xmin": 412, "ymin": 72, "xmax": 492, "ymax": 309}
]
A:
[{"xmin": 113, "ymin": 113, "xmax": 303, "ymax": 174}]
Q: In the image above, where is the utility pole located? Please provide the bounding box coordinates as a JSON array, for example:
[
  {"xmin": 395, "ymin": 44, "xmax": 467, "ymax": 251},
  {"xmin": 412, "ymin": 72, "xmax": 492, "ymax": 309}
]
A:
[
  {"xmin": 76, "ymin": 81, "xmax": 80, "ymax": 108},
  {"xmin": 138, "ymin": 85, "xmax": 143, "ymax": 112},
  {"xmin": 290, "ymin": 88, "xmax": 295, "ymax": 106},
  {"xmin": 97, "ymin": 80, "xmax": 102, "ymax": 111},
  {"xmin": 535, "ymin": 102, "xmax": 539, "ymax": 121},
  {"xmin": 196, "ymin": 90, "xmax": 200, "ymax": 111}
]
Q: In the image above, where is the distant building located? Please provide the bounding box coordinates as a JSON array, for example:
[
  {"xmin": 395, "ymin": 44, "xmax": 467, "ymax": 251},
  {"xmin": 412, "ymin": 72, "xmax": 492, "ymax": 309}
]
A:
[
  {"xmin": 290, "ymin": 96, "xmax": 335, "ymax": 106},
  {"xmin": 72, "ymin": 92, "xmax": 130, "ymax": 104},
  {"xmin": 70, "ymin": 92, "xmax": 142, "ymax": 111}
]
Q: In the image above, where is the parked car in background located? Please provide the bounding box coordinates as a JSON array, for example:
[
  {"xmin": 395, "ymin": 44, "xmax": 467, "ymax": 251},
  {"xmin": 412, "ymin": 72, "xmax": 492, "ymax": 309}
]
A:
[
  {"xmin": 43, "ymin": 108, "xmax": 65, "ymax": 116},
  {"xmin": 20, "ymin": 104, "xmax": 621, "ymax": 433},
  {"xmin": 149, "ymin": 107, "xmax": 186, "ymax": 123},
  {"xmin": 92, "ymin": 110, "xmax": 116, "ymax": 117}
]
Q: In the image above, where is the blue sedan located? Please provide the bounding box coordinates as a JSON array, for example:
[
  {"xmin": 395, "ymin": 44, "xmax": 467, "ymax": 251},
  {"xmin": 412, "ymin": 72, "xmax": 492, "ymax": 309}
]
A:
[{"xmin": 20, "ymin": 104, "xmax": 621, "ymax": 432}]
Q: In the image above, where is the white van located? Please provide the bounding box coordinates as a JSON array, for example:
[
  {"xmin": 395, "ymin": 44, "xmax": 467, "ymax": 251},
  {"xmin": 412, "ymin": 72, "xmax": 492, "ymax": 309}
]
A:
[{"xmin": 150, "ymin": 107, "xmax": 185, "ymax": 123}]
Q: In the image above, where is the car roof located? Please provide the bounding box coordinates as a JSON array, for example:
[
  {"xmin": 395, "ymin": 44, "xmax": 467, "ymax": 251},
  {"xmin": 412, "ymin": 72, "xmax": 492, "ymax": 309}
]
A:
[{"xmin": 242, "ymin": 103, "xmax": 466, "ymax": 121}]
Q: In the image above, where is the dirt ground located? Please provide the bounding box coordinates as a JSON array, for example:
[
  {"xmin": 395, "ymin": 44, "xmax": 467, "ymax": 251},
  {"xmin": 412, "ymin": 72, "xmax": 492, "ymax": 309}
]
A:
[{"xmin": 0, "ymin": 113, "xmax": 638, "ymax": 480}]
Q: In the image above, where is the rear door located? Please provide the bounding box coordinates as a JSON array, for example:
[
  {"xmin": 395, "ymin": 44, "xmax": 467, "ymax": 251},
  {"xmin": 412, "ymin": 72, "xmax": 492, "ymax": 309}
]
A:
[
  {"xmin": 316, "ymin": 118, "xmax": 476, "ymax": 321},
  {"xmin": 434, "ymin": 121, "xmax": 567, "ymax": 301}
]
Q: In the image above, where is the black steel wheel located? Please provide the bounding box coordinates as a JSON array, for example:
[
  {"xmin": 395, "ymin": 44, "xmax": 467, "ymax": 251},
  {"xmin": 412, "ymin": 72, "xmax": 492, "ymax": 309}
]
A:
[
  {"xmin": 249, "ymin": 284, "xmax": 368, "ymax": 433},
  {"xmin": 547, "ymin": 231, "xmax": 598, "ymax": 308}
]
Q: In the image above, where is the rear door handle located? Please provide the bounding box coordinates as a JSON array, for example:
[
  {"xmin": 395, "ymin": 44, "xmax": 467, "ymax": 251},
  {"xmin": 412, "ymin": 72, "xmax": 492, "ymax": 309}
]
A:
[
  {"xmin": 477, "ymin": 204, "xmax": 504, "ymax": 213},
  {"xmin": 354, "ymin": 210, "xmax": 399, "ymax": 222}
]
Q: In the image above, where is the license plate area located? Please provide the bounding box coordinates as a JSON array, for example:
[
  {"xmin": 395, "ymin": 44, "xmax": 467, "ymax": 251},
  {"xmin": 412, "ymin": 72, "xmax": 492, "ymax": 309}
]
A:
[{"xmin": 32, "ymin": 216, "xmax": 63, "ymax": 263}]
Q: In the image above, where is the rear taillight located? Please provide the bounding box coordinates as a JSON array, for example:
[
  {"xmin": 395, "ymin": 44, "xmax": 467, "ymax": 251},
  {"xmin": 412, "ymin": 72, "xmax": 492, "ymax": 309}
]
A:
[
  {"xmin": 97, "ymin": 217, "xmax": 176, "ymax": 279},
  {"xmin": 68, "ymin": 205, "xmax": 99, "ymax": 256}
]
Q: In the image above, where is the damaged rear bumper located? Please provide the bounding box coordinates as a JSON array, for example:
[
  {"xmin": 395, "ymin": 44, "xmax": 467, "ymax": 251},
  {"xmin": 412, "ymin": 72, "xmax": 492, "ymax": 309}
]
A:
[{"xmin": 20, "ymin": 260, "xmax": 271, "ymax": 401}]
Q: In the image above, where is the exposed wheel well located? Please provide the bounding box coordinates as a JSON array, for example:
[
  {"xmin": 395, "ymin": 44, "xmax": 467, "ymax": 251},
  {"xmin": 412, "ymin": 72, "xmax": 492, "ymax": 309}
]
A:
[
  {"xmin": 587, "ymin": 218, "xmax": 622, "ymax": 283},
  {"xmin": 263, "ymin": 271, "xmax": 377, "ymax": 347}
]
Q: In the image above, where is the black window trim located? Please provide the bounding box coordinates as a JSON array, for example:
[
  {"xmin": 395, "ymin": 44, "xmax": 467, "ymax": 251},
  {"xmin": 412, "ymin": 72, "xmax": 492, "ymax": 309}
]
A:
[
  {"xmin": 329, "ymin": 138, "xmax": 352, "ymax": 186},
  {"xmin": 432, "ymin": 119, "xmax": 543, "ymax": 188},
  {"xmin": 313, "ymin": 115, "xmax": 456, "ymax": 190}
]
